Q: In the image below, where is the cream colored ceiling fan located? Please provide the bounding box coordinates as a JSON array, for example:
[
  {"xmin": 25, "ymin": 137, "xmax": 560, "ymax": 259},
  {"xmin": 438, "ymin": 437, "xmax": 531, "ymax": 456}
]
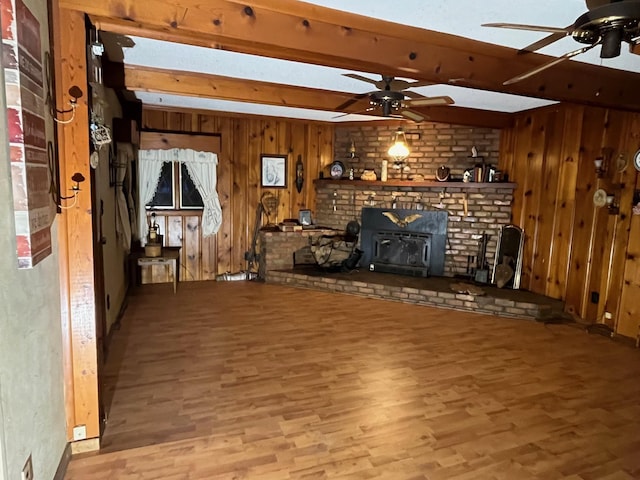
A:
[
  {"xmin": 483, "ymin": 0, "xmax": 640, "ymax": 85},
  {"xmin": 336, "ymin": 74, "xmax": 454, "ymax": 123}
]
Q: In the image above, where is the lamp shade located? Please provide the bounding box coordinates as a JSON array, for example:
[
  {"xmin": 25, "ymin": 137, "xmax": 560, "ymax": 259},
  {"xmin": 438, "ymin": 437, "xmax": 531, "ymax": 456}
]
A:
[{"xmin": 388, "ymin": 128, "xmax": 409, "ymax": 161}]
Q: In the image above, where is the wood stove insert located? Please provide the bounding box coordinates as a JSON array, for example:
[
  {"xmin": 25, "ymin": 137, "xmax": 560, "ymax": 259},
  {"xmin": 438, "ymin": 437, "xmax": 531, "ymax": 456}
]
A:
[{"xmin": 360, "ymin": 208, "xmax": 448, "ymax": 277}]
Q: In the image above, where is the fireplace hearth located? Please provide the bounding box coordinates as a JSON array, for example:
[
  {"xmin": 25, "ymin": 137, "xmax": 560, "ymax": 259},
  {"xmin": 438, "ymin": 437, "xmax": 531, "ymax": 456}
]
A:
[{"xmin": 360, "ymin": 208, "xmax": 448, "ymax": 277}]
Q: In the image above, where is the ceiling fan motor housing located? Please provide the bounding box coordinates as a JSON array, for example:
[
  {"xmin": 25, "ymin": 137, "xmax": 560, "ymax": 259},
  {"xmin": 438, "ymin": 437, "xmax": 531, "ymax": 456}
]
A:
[
  {"xmin": 370, "ymin": 90, "xmax": 404, "ymax": 116},
  {"xmin": 572, "ymin": 2, "xmax": 640, "ymax": 58}
]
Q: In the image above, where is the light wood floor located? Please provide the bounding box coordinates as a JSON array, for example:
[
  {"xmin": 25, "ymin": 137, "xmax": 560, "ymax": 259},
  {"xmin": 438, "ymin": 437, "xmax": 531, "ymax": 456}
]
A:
[{"xmin": 65, "ymin": 281, "xmax": 640, "ymax": 479}]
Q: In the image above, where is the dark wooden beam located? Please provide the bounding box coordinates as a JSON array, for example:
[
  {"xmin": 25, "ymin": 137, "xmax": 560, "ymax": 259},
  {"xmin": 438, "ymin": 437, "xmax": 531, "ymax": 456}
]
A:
[{"xmin": 61, "ymin": 0, "xmax": 640, "ymax": 112}]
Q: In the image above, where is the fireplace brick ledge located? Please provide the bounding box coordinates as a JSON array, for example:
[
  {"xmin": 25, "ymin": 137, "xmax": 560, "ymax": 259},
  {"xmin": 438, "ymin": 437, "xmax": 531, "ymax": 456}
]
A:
[{"xmin": 267, "ymin": 269, "xmax": 562, "ymax": 322}]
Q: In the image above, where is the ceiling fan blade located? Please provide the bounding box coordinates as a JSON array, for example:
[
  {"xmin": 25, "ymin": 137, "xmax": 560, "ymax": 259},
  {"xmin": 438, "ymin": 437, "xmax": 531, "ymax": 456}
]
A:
[
  {"xmin": 332, "ymin": 106, "xmax": 376, "ymax": 119},
  {"xmin": 400, "ymin": 109, "xmax": 426, "ymax": 123},
  {"xmin": 405, "ymin": 80, "xmax": 435, "ymax": 88},
  {"xmin": 503, "ymin": 43, "xmax": 598, "ymax": 85},
  {"xmin": 343, "ymin": 73, "xmax": 379, "ymax": 85},
  {"xmin": 335, "ymin": 92, "xmax": 370, "ymax": 111},
  {"xmin": 402, "ymin": 90, "xmax": 428, "ymax": 100},
  {"xmin": 518, "ymin": 28, "xmax": 572, "ymax": 53},
  {"xmin": 407, "ymin": 96, "xmax": 454, "ymax": 107},
  {"xmin": 482, "ymin": 22, "xmax": 570, "ymax": 34},
  {"xmin": 586, "ymin": 0, "xmax": 613, "ymax": 10}
]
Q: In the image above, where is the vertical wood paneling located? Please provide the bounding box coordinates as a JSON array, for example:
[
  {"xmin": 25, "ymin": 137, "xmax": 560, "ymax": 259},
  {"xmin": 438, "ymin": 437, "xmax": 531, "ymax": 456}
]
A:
[
  {"xmin": 588, "ymin": 109, "xmax": 625, "ymax": 323},
  {"xmin": 183, "ymin": 215, "xmax": 200, "ymax": 281},
  {"xmin": 520, "ymin": 112, "xmax": 547, "ymax": 291},
  {"xmin": 533, "ymin": 109, "xmax": 563, "ymax": 295},
  {"xmin": 277, "ymin": 121, "xmax": 292, "ymax": 222},
  {"xmin": 230, "ymin": 118, "xmax": 248, "ymax": 275},
  {"xmin": 565, "ymin": 107, "xmax": 607, "ymax": 317},
  {"xmin": 215, "ymin": 117, "xmax": 234, "ymax": 273},
  {"xmin": 608, "ymin": 115, "xmax": 640, "ymax": 327},
  {"xmin": 501, "ymin": 103, "xmax": 640, "ymax": 337},
  {"xmin": 166, "ymin": 216, "xmax": 182, "ymax": 247},
  {"xmin": 507, "ymin": 115, "xmax": 534, "ymax": 229},
  {"xmin": 247, "ymin": 118, "xmax": 263, "ymax": 229},
  {"xmin": 547, "ymin": 107, "xmax": 583, "ymax": 300},
  {"xmin": 617, "ymin": 173, "xmax": 640, "ymax": 338}
]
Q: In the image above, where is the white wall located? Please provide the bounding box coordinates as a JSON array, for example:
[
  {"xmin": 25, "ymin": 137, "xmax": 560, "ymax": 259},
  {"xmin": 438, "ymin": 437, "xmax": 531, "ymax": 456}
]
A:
[{"xmin": 0, "ymin": 0, "xmax": 68, "ymax": 478}]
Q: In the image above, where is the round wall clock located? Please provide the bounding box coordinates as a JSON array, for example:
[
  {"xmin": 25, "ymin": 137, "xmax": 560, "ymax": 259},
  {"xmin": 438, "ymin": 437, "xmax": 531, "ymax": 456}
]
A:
[{"xmin": 633, "ymin": 149, "xmax": 640, "ymax": 171}]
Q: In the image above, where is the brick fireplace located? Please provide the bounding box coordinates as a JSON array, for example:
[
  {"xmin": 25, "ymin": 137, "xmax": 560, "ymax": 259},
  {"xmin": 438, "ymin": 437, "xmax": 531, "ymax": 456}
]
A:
[
  {"xmin": 313, "ymin": 180, "xmax": 515, "ymax": 278},
  {"xmin": 255, "ymin": 122, "xmax": 566, "ymax": 320},
  {"xmin": 255, "ymin": 179, "xmax": 553, "ymax": 320}
]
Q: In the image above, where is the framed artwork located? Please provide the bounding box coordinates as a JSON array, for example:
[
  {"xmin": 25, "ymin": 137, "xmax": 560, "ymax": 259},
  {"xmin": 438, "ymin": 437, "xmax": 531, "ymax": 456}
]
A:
[{"xmin": 261, "ymin": 154, "xmax": 287, "ymax": 188}]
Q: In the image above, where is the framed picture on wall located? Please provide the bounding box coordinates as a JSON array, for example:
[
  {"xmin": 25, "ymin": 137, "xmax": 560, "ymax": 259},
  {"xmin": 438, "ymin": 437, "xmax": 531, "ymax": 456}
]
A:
[{"xmin": 261, "ymin": 154, "xmax": 287, "ymax": 188}]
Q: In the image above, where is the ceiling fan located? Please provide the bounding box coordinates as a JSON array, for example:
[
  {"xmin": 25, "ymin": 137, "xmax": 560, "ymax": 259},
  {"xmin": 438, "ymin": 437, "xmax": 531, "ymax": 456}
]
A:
[
  {"xmin": 483, "ymin": 0, "xmax": 640, "ymax": 85},
  {"xmin": 335, "ymin": 74, "xmax": 454, "ymax": 122}
]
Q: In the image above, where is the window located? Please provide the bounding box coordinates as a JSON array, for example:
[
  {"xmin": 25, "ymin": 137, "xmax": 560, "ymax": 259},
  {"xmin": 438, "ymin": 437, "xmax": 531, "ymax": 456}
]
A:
[{"xmin": 147, "ymin": 162, "xmax": 203, "ymax": 209}]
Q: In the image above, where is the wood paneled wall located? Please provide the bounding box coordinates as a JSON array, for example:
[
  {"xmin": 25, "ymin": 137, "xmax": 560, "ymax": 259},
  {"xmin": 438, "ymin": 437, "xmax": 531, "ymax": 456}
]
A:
[
  {"xmin": 500, "ymin": 104, "xmax": 640, "ymax": 336},
  {"xmin": 141, "ymin": 109, "xmax": 334, "ymax": 279}
]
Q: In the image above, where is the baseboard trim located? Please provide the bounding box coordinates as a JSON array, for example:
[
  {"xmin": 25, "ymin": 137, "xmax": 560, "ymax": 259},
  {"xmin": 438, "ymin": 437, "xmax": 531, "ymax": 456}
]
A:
[
  {"xmin": 53, "ymin": 443, "xmax": 72, "ymax": 480},
  {"xmin": 70, "ymin": 437, "xmax": 100, "ymax": 454}
]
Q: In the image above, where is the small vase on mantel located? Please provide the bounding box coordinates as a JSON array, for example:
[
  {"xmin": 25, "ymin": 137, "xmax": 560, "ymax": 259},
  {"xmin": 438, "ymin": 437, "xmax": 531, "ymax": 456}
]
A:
[{"xmin": 381, "ymin": 160, "xmax": 388, "ymax": 182}]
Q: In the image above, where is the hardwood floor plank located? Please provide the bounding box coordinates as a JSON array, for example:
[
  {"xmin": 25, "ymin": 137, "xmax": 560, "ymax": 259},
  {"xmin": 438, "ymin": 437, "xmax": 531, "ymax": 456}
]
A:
[{"xmin": 65, "ymin": 282, "xmax": 640, "ymax": 479}]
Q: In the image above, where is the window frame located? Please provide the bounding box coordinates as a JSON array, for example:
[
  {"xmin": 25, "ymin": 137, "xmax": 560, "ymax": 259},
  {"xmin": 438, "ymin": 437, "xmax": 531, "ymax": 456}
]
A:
[{"xmin": 146, "ymin": 161, "xmax": 204, "ymax": 211}]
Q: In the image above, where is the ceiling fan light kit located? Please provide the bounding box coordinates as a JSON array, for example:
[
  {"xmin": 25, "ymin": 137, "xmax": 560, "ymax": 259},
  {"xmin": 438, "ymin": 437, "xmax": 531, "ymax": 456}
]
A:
[{"xmin": 337, "ymin": 74, "xmax": 455, "ymax": 122}]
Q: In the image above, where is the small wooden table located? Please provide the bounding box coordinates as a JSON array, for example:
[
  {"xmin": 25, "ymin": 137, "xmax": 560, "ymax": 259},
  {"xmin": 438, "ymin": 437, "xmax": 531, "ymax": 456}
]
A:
[{"xmin": 136, "ymin": 248, "xmax": 180, "ymax": 293}]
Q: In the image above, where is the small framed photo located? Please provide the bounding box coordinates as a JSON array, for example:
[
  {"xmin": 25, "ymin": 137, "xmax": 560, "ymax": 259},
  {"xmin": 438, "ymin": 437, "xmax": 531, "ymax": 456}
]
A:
[
  {"xmin": 299, "ymin": 209, "xmax": 312, "ymax": 226},
  {"xmin": 261, "ymin": 154, "xmax": 287, "ymax": 188}
]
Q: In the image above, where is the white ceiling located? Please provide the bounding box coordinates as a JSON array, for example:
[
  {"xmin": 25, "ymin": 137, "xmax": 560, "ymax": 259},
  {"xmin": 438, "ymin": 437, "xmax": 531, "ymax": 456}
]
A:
[{"xmin": 119, "ymin": 0, "xmax": 640, "ymax": 122}]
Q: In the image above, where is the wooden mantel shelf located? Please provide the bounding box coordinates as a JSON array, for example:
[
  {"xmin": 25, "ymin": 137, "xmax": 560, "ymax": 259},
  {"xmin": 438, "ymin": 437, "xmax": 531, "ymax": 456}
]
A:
[{"xmin": 314, "ymin": 179, "xmax": 517, "ymax": 190}]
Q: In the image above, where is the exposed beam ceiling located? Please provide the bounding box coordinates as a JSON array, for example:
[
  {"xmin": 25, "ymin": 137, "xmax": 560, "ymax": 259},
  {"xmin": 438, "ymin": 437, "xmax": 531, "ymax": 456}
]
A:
[
  {"xmin": 59, "ymin": 0, "xmax": 640, "ymax": 127},
  {"xmin": 60, "ymin": 0, "xmax": 640, "ymax": 113}
]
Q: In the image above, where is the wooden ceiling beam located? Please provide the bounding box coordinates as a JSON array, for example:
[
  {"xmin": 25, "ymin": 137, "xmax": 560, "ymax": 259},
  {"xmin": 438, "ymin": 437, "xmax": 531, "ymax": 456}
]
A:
[
  {"xmin": 61, "ymin": 0, "xmax": 640, "ymax": 111},
  {"xmin": 124, "ymin": 66, "xmax": 357, "ymax": 112},
  {"xmin": 124, "ymin": 65, "xmax": 512, "ymax": 128}
]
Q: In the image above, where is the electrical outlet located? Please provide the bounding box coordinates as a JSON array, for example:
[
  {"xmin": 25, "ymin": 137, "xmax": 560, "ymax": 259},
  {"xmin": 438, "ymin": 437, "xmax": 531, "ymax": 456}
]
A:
[
  {"xmin": 73, "ymin": 425, "xmax": 87, "ymax": 441},
  {"xmin": 22, "ymin": 454, "xmax": 33, "ymax": 480}
]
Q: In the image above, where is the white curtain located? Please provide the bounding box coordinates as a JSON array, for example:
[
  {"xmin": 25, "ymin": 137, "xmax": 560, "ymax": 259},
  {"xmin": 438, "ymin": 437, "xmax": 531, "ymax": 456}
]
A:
[
  {"xmin": 137, "ymin": 148, "xmax": 222, "ymax": 244},
  {"xmin": 137, "ymin": 150, "xmax": 168, "ymax": 245},
  {"xmin": 115, "ymin": 143, "xmax": 133, "ymax": 252},
  {"xmin": 125, "ymin": 154, "xmax": 137, "ymax": 246},
  {"xmin": 183, "ymin": 150, "xmax": 222, "ymax": 237}
]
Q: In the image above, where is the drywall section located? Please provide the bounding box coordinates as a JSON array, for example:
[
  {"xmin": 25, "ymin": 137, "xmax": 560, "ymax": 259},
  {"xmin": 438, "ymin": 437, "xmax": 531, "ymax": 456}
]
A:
[{"xmin": 0, "ymin": 0, "xmax": 68, "ymax": 478}]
